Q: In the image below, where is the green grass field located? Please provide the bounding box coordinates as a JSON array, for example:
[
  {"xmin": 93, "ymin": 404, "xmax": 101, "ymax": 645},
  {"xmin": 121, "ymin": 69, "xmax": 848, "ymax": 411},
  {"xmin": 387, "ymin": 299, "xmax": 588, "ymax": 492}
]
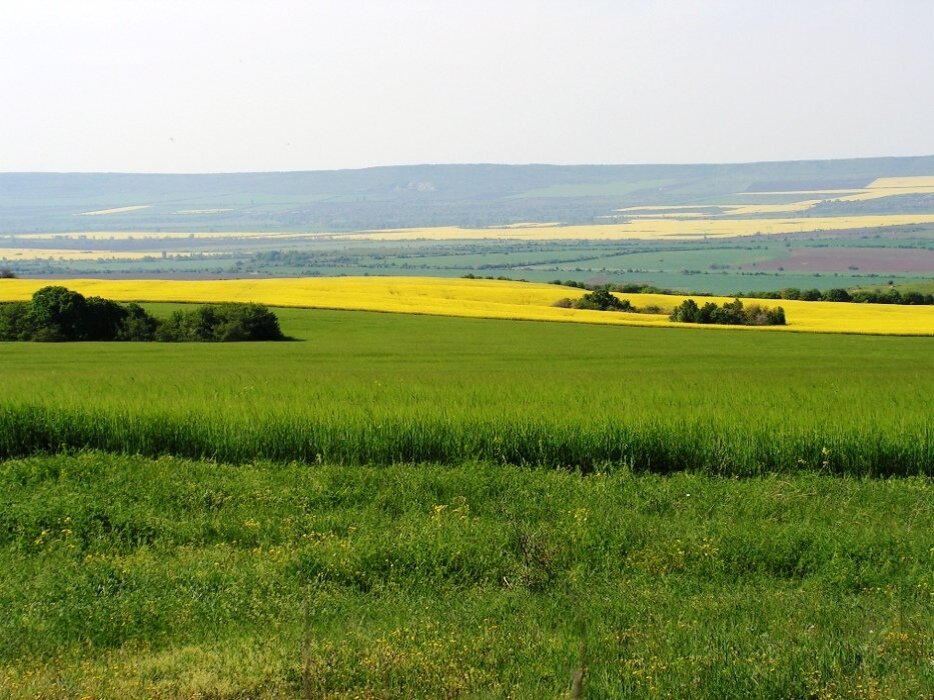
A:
[
  {"xmin": 2, "ymin": 307, "xmax": 932, "ymax": 697},
  {"xmin": 1, "ymin": 307, "xmax": 932, "ymax": 475},
  {"xmin": 2, "ymin": 454, "xmax": 932, "ymax": 698}
]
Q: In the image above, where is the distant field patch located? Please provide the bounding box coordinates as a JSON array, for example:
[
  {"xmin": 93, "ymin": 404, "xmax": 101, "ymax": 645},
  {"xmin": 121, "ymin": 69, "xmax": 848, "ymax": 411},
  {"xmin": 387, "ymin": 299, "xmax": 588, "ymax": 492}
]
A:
[
  {"xmin": 748, "ymin": 247, "xmax": 934, "ymax": 274},
  {"xmin": 77, "ymin": 205, "xmax": 151, "ymax": 216},
  {"xmin": 1, "ymin": 276, "xmax": 931, "ymax": 335},
  {"xmin": 344, "ymin": 215, "xmax": 934, "ymax": 241},
  {"xmin": 868, "ymin": 175, "xmax": 934, "ymax": 189},
  {"xmin": 0, "ymin": 248, "xmax": 154, "ymax": 261},
  {"xmin": 511, "ymin": 178, "xmax": 679, "ymax": 198},
  {"xmin": 14, "ymin": 231, "xmax": 311, "ymax": 241}
]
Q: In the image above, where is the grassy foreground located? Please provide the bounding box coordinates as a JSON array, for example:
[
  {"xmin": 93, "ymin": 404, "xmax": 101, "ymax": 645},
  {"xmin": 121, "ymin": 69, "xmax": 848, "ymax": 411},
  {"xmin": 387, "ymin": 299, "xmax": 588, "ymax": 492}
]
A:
[{"xmin": 1, "ymin": 452, "xmax": 931, "ymax": 699}]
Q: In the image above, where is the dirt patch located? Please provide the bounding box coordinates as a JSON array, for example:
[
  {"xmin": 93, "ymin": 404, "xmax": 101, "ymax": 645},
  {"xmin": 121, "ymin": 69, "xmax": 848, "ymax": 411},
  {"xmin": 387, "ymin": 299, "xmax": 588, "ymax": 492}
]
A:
[{"xmin": 746, "ymin": 247, "xmax": 934, "ymax": 274}]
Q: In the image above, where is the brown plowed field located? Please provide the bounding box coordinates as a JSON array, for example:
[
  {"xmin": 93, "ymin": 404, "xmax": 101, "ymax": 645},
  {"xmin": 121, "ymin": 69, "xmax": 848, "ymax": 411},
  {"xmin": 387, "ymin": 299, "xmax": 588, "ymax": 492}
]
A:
[{"xmin": 748, "ymin": 247, "xmax": 934, "ymax": 273}]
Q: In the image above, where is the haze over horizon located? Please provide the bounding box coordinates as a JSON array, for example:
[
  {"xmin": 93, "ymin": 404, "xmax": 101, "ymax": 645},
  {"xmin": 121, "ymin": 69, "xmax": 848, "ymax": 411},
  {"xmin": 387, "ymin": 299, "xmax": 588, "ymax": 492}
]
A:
[{"xmin": 2, "ymin": 0, "xmax": 933, "ymax": 174}]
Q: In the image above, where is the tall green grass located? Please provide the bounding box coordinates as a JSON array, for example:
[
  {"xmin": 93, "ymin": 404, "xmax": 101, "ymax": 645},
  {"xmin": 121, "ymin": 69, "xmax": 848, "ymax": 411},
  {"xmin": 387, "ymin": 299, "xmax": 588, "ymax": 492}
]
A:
[
  {"xmin": 1, "ymin": 307, "xmax": 931, "ymax": 475},
  {"xmin": 0, "ymin": 404, "xmax": 930, "ymax": 475}
]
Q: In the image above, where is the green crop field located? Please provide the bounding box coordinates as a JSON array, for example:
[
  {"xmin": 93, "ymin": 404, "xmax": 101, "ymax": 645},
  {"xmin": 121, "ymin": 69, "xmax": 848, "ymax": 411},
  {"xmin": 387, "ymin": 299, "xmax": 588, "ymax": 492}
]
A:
[
  {"xmin": 1, "ymin": 306, "xmax": 932, "ymax": 475},
  {"xmin": 2, "ymin": 307, "xmax": 933, "ymax": 697}
]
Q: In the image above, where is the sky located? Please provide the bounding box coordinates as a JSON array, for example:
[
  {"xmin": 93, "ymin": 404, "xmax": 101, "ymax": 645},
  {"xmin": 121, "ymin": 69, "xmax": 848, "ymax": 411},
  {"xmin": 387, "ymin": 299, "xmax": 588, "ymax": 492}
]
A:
[{"xmin": 1, "ymin": 0, "xmax": 933, "ymax": 173}]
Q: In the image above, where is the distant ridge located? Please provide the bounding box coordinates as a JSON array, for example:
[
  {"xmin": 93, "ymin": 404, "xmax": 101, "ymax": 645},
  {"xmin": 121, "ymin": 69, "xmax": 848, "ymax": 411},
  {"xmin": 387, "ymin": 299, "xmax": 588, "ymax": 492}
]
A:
[{"xmin": 3, "ymin": 155, "xmax": 934, "ymax": 233}]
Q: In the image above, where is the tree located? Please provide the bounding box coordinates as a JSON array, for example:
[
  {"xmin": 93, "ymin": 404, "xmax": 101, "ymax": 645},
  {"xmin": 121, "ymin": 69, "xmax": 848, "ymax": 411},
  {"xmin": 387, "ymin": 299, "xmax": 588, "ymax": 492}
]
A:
[
  {"xmin": 116, "ymin": 303, "xmax": 159, "ymax": 341},
  {"xmin": 214, "ymin": 303, "xmax": 284, "ymax": 341},
  {"xmin": 669, "ymin": 298, "xmax": 699, "ymax": 322},
  {"xmin": 84, "ymin": 296, "xmax": 128, "ymax": 341},
  {"xmin": 822, "ymin": 288, "xmax": 851, "ymax": 303},
  {"xmin": 0, "ymin": 302, "xmax": 35, "ymax": 340},
  {"xmin": 575, "ymin": 287, "xmax": 632, "ymax": 311},
  {"xmin": 28, "ymin": 286, "xmax": 88, "ymax": 340}
]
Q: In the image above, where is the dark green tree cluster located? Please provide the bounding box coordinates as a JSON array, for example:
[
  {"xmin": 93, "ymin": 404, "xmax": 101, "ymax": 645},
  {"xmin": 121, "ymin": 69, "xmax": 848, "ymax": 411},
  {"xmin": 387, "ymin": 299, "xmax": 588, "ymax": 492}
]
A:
[
  {"xmin": 156, "ymin": 303, "xmax": 285, "ymax": 342},
  {"xmin": 574, "ymin": 287, "xmax": 634, "ymax": 311},
  {"xmin": 553, "ymin": 286, "xmax": 635, "ymax": 312},
  {"xmin": 669, "ymin": 298, "xmax": 786, "ymax": 326},
  {"xmin": 0, "ymin": 286, "xmax": 284, "ymax": 342}
]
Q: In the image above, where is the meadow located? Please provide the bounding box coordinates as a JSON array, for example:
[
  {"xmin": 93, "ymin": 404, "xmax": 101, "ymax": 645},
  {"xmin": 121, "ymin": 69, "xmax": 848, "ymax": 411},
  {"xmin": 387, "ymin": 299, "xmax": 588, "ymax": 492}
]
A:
[
  {"xmin": 1, "ymin": 454, "xmax": 931, "ymax": 698},
  {"xmin": 2, "ymin": 306, "xmax": 933, "ymax": 697}
]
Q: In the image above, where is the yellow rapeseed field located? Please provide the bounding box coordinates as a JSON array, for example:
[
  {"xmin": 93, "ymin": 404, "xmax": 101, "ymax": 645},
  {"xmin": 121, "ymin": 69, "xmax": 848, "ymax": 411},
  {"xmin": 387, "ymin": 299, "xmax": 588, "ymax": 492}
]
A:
[
  {"xmin": 867, "ymin": 176, "xmax": 934, "ymax": 189},
  {"xmin": 342, "ymin": 215, "xmax": 934, "ymax": 241},
  {"xmin": 618, "ymin": 175, "xmax": 934, "ymax": 217},
  {"xmin": 13, "ymin": 231, "xmax": 316, "ymax": 241},
  {"xmin": 729, "ymin": 175, "xmax": 934, "ymax": 213},
  {"xmin": 0, "ymin": 248, "xmax": 156, "ymax": 261},
  {"xmin": 1, "ymin": 277, "xmax": 931, "ymax": 336}
]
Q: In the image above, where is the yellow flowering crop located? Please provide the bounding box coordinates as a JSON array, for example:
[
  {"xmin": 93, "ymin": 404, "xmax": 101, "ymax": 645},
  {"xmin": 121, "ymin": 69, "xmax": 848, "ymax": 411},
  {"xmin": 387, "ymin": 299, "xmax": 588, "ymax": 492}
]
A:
[
  {"xmin": 1, "ymin": 276, "xmax": 931, "ymax": 336},
  {"xmin": 0, "ymin": 248, "xmax": 156, "ymax": 262},
  {"xmin": 339, "ymin": 215, "xmax": 934, "ymax": 241}
]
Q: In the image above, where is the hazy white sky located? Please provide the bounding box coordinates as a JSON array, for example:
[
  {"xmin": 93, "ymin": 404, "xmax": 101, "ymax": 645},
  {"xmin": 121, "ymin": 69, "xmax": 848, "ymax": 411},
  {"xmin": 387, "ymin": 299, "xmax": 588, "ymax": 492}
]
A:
[{"xmin": 1, "ymin": 0, "xmax": 933, "ymax": 173}]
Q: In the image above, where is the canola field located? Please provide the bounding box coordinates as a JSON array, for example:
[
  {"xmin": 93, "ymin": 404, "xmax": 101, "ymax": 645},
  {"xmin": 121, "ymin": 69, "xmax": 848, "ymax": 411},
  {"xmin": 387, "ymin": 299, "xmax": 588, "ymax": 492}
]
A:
[
  {"xmin": 618, "ymin": 174, "xmax": 934, "ymax": 217},
  {"xmin": 11, "ymin": 219, "xmax": 894, "ymax": 244},
  {"xmin": 0, "ymin": 248, "xmax": 156, "ymax": 262},
  {"xmin": 336, "ymin": 215, "xmax": 934, "ymax": 241},
  {"xmin": 2, "ymin": 276, "xmax": 932, "ymax": 335}
]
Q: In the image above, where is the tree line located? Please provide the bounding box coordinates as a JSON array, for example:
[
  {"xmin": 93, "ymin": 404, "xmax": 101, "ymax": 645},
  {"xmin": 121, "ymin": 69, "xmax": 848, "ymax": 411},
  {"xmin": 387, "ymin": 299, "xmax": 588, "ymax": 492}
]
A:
[
  {"xmin": 739, "ymin": 287, "xmax": 933, "ymax": 305},
  {"xmin": 0, "ymin": 286, "xmax": 285, "ymax": 342},
  {"xmin": 550, "ymin": 280, "xmax": 933, "ymax": 306}
]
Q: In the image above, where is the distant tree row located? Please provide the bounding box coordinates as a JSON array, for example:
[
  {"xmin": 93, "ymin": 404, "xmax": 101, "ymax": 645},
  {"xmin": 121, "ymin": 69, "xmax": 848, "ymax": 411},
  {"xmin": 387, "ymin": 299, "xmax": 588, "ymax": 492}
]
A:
[
  {"xmin": 552, "ymin": 279, "xmax": 933, "ymax": 306},
  {"xmin": 0, "ymin": 286, "xmax": 285, "ymax": 342},
  {"xmin": 669, "ymin": 298, "xmax": 786, "ymax": 326},
  {"xmin": 740, "ymin": 287, "xmax": 933, "ymax": 305}
]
